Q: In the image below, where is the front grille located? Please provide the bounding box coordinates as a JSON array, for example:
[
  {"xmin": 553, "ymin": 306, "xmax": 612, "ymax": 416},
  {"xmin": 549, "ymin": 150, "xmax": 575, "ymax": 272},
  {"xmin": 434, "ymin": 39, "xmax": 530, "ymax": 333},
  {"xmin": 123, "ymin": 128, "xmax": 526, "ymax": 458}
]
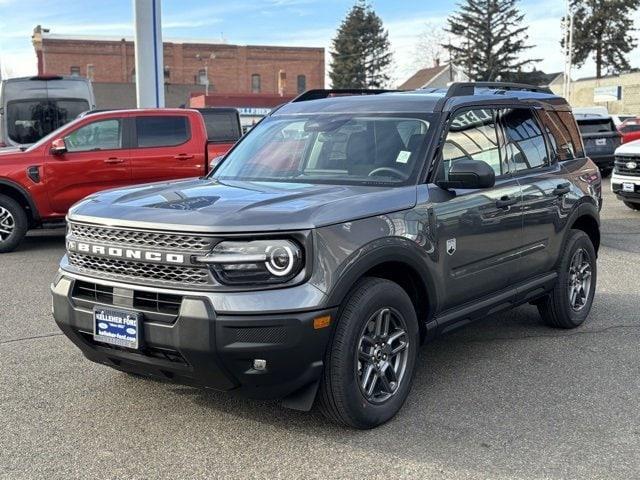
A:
[
  {"xmin": 72, "ymin": 280, "xmax": 114, "ymax": 303},
  {"xmin": 134, "ymin": 290, "xmax": 182, "ymax": 316},
  {"xmin": 69, "ymin": 222, "xmax": 214, "ymax": 252},
  {"xmin": 68, "ymin": 253, "xmax": 210, "ymax": 286},
  {"xmin": 614, "ymin": 156, "xmax": 640, "ymax": 176}
]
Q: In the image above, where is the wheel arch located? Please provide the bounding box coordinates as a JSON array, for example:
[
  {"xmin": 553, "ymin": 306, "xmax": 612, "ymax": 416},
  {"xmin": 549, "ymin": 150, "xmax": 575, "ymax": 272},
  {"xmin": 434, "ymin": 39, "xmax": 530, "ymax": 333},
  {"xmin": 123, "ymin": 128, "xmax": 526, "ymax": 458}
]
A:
[
  {"xmin": 567, "ymin": 202, "xmax": 600, "ymax": 255},
  {"xmin": 0, "ymin": 178, "xmax": 39, "ymax": 225}
]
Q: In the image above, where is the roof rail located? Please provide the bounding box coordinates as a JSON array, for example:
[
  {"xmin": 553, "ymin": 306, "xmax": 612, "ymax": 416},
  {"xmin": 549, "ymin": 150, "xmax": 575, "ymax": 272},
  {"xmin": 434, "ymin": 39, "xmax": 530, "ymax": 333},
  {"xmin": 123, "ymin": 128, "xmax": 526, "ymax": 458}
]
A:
[
  {"xmin": 292, "ymin": 88, "xmax": 397, "ymax": 103},
  {"xmin": 434, "ymin": 81, "xmax": 554, "ymax": 111}
]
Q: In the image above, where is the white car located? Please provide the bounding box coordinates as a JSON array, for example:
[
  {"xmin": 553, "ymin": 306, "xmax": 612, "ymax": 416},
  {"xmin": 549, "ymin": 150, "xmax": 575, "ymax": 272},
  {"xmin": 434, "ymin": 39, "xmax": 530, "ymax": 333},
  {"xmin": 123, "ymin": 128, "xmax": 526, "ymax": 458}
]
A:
[{"xmin": 612, "ymin": 140, "xmax": 640, "ymax": 210}]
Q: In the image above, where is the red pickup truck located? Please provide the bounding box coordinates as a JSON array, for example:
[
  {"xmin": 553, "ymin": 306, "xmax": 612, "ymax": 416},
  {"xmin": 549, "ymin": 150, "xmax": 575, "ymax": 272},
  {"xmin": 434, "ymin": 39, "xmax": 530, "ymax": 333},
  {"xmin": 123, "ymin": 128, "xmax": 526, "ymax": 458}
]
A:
[{"xmin": 0, "ymin": 107, "xmax": 241, "ymax": 252}]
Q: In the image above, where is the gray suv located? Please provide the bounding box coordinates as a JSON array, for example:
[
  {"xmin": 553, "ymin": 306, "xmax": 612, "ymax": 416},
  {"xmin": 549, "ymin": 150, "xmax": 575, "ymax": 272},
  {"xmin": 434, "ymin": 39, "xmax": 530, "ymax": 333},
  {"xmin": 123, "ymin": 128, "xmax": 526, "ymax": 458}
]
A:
[{"xmin": 52, "ymin": 83, "xmax": 602, "ymax": 429}]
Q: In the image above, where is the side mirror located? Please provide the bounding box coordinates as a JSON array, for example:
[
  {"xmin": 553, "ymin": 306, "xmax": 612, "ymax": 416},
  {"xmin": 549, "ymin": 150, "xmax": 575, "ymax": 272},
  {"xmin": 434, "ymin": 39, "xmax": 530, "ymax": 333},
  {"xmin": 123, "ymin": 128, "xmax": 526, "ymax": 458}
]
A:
[
  {"xmin": 50, "ymin": 138, "xmax": 67, "ymax": 156},
  {"xmin": 437, "ymin": 159, "xmax": 496, "ymax": 190}
]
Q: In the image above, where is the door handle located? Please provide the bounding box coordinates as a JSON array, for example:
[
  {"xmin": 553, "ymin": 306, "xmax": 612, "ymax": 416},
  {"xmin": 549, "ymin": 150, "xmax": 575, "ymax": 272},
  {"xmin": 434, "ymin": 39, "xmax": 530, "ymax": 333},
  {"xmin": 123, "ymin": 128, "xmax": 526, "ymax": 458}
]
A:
[
  {"xmin": 552, "ymin": 183, "xmax": 571, "ymax": 196},
  {"xmin": 104, "ymin": 157, "xmax": 125, "ymax": 164},
  {"xmin": 174, "ymin": 154, "xmax": 195, "ymax": 160},
  {"xmin": 496, "ymin": 195, "xmax": 518, "ymax": 209}
]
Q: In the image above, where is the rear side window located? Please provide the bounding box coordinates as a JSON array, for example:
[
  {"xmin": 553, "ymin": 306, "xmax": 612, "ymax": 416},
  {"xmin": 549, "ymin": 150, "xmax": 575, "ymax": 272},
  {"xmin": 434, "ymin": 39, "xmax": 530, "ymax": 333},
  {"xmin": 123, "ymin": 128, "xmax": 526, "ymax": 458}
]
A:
[
  {"xmin": 539, "ymin": 110, "xmax": 576, "ymax": 161},
  {"xmin": 556, "ymin": 111, "xmax": 585, "ymax": 158},
  {"xmin": 500, "ymin": 108, "xmax": 549, "ymax": 172},
  {"xmin": 199, "ymin": 110, "xmax": 241, "ymax": 143},
  {"xmin": 135, "ymin": 116, "xmax": 189, "ymax": 148}
]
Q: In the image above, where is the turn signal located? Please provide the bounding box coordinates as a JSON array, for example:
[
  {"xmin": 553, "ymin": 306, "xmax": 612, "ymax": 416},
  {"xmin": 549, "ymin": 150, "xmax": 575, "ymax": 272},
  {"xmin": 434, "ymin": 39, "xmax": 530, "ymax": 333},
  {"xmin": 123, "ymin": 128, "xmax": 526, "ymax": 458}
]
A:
[{"xmin": 313, "ymin": 315, "xmax": 331, "ymax": 330}]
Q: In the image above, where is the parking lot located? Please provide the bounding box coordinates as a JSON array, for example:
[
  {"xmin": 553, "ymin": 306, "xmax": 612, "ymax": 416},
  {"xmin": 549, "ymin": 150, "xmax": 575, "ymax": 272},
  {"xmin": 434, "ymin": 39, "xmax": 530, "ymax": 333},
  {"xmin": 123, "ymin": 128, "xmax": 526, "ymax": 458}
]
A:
[{"xmin": 0, "ymin": 179, "xmax": 638, "ymax": 480}]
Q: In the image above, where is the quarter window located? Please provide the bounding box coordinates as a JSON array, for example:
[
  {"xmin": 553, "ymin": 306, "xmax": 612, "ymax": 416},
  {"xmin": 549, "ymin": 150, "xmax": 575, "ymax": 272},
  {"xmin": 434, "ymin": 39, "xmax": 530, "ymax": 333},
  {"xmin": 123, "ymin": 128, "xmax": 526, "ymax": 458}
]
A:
[
  {"xmin": 539, "ymin": 110, "xmax": 576, "ymax": 161},
  {"xmin": 438, "ymin": 108, "xmax": 504, "ymax": 180},
  {"xmin": 65, "ymin": 119, "xmax": 122, "ymax": 152},
  {"xmin": 501, "ymin": 109, "xmax": 549, "ymax": 172},
  {"xmin": 136, "ymin": 116, "xmax": 190, "ymax": 148}
]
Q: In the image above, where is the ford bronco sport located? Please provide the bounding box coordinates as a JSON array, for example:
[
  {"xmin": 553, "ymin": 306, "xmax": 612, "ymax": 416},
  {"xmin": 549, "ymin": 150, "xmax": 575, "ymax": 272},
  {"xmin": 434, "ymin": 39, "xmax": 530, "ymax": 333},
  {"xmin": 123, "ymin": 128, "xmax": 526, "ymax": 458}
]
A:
[{"xmin": 52, "ymin": 83, "xmax": 601, "ymax": 429}]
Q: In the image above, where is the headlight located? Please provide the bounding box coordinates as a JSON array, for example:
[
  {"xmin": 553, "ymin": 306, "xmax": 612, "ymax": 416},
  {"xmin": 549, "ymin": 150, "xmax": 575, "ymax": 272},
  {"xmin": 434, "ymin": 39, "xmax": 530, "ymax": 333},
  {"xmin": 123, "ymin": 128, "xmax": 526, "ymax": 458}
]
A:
[{"xmin": 196, "ymin": 239, "xmax": 304, "ymax": 285}]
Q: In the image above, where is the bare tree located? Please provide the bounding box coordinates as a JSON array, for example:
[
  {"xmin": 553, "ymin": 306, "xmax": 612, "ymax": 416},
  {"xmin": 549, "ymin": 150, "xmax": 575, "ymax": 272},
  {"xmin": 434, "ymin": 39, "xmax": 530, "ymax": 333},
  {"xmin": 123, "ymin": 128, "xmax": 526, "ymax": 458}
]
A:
[{"xmin": 413, "ymin": 23, "xmax": 447, "ymax": 70}]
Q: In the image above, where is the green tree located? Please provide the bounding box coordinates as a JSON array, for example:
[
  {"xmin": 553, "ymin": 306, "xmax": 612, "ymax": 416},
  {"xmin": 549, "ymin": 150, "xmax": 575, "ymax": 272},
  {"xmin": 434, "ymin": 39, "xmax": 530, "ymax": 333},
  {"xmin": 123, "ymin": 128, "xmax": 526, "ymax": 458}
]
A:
[
  {"xmin": 444, "ymin": 0, "xmax": 538, "ymax": 81},
  {"xmin": 329, "ymin": 1, "xmax": 393, "ymax": 89},
  {"xmin": 564, "ymin": 0, "xmax": 640, "ymax": 78}
]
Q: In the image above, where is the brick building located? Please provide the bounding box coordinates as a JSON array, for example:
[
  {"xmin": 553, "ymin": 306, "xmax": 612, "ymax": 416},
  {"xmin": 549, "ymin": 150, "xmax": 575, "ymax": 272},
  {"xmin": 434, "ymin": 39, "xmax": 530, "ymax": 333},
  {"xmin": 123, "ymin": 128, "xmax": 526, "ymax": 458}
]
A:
[{"xmin": 31, "ymin": 25, "xmax": 324, "ymax": 98}]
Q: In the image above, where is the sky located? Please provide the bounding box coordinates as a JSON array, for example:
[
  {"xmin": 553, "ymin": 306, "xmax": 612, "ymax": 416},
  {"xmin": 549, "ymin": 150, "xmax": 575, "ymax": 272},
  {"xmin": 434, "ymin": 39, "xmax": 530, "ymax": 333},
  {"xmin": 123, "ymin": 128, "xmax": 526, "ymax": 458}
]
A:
[{"xmin": 0, "ymin": 0, "xmax": 638, "ymax": 86}]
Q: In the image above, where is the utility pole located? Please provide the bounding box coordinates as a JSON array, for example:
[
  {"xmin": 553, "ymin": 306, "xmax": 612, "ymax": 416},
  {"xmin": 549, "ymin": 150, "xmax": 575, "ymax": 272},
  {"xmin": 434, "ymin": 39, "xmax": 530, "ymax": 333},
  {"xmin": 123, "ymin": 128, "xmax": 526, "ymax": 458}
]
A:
[
  {"xmin": 196, "ymin": 52, "xmax": 215, "ymax": 96},
  {"xmin": 133, "ymin": 0, "xmax": 164, "ymax": 108},
  {"xmin": 563, "ymin": 0, "xmax": 574, "ymax": 101}
]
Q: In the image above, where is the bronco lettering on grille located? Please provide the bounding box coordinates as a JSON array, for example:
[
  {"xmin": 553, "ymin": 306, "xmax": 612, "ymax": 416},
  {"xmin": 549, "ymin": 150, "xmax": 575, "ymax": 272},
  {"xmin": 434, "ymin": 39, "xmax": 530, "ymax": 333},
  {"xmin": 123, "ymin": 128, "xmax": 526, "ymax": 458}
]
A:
[{"xmin": 67, "ymin": 240, "xmax": 187, "ymax": 265}]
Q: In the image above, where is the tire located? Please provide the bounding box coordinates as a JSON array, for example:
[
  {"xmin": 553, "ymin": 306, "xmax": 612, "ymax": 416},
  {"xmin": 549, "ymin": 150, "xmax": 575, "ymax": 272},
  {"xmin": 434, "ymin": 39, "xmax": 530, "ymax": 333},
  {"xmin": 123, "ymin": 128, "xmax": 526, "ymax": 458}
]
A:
[
  {"xmin": 623, "ymin": 201, "xmax": 640, "ymax": 211},
  {"xmin": 0, "ymin": 194, "xmax": 28, "ymax": 253},
  {"xmin": 318, "ymin": 277, "xmax": 419, "ymax": 429},
  {"xmin": 600, "ymin": 168, "xmax": 612, "ymax": 178},
  {"xmin": 537, "ymin": 230, "xmax": 597, "ymax": 329}
]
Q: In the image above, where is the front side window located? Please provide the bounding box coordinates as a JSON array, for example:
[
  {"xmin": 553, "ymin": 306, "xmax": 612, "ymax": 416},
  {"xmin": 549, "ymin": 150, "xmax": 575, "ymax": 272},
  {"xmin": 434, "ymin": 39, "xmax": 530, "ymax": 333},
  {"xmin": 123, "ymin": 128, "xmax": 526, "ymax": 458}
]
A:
[
  {"xmin": 251, "ymin": 74, "xmax": 261, "ymax": 93},
  {"xmin": 437, "ymin": 108, "xmax": 503, "ymax": 181},
  {"xmin": 214, "ymin": 113, "xmax": 433, "ymax": 185},
  {"xmin": 501, "ymin": 108, "xmax": 549, "ymax": 172},
  {"xmin": 65, "ymin": 119, "xmax": 122, "ymax": 152},
  {"xmin": 6, "ymin": 99, "xmax": 90, "ymax": 144},
  {"xmin": 135, "ymin": 116, "xmax": 190, "ymax": 148}
]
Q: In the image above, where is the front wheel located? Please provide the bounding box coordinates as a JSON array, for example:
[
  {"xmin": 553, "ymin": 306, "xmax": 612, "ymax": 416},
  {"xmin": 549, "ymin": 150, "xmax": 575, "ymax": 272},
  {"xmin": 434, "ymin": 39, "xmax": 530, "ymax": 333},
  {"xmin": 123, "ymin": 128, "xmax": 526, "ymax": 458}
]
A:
[
  {"xmin": 0, "ymin": 194, "xmax": 28, "ymax": 253},
  {"xmin": 318, "ymin": 277, "xmax": 419, "ymax": 429},
  {"xmin": 537, "ymin": 230, "xmax": 597, "ymax": 329}
]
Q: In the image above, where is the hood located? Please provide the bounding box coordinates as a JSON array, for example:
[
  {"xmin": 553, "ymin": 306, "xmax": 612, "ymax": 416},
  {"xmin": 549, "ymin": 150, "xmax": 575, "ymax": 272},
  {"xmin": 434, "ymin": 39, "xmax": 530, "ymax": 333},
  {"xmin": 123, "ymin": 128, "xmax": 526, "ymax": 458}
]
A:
[
  {"xmin": 68, "ymin": 178, "xmax": 418, "ymax": 233},
  {"xmin": 615, "ymin": 139, "xmax": 640, "ymax": 156}
]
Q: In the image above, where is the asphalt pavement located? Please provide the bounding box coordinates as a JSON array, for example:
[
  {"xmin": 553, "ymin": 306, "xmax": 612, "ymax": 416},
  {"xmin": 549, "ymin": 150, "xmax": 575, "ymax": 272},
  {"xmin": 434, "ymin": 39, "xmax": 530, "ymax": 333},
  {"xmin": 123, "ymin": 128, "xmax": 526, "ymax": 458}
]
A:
[{"xmin": 1, "ymin": 179, "xmax": 639, "ymax": 479}]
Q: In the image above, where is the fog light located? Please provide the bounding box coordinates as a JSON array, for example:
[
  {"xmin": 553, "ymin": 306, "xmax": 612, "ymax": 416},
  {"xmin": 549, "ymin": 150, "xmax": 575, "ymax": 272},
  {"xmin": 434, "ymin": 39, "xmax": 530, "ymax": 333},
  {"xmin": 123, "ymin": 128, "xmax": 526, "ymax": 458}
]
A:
[{"xmin": 253, "ymin": 359, "xmax": 267, "ymax": 371}]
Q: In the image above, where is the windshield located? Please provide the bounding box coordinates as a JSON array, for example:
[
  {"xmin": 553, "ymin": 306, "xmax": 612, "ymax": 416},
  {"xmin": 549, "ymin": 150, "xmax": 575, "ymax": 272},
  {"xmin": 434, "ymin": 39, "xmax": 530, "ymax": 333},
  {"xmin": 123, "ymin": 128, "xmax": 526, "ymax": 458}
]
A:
[
  {"xmin": 213, "ymin": 113, "xmax": 433, "ymax": 186},
  {"xmin": 6, "ymin": 98, "xmax": 90, "ymax": 145}
]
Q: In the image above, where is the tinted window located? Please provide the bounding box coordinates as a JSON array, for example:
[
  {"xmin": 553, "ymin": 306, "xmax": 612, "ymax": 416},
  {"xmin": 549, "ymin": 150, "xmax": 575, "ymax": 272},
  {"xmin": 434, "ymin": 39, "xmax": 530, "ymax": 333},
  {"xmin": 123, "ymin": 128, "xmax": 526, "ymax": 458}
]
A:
[
  {"xmin": 199, "ymin": 110, "xmax": 241, "ymax": 143},
  {"xmin": 556, "ymin": 111, "xmax": 585, "ymax": 157},
  {"xmin": 136, "ymin": 116, "xmax": 189, "ymax": 148},
  {"xmin": 214, "ymin": 114, "xmax": 432, "ymax": 186},
  {"xmin": 577, "ymin": 118, "xmax": 616, "ymax": 135},
  {"xmin": 65, "ymin": 119, "xmax": 122, "ymax": 152},
  {"xmin": 6, "ymin": 99, "xmax": 90, "ymax": 144},
  {"xmin": 539, "ymin": 110, "xmax": 576, "ymax": 161},
  {"xmin": 501, "ymin": 108, "xmax": 549, "ymax": 172},
  {"xmin": 438, "ymin": 108, "xmax": 503, "ymax": 179}
]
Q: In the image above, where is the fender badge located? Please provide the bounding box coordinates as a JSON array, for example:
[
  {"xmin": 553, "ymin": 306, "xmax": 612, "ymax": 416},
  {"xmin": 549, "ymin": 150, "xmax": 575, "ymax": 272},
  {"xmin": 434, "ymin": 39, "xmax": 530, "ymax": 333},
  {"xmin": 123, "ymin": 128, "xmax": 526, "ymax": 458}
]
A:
[{"xmin": 446, "ymin": 238, "xmax": 457, "ymax": 256}]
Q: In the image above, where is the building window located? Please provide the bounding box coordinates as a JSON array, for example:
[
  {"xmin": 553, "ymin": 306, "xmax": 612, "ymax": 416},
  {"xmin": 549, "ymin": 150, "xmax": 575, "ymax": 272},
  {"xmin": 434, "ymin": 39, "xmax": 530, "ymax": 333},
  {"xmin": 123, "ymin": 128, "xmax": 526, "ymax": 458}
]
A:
[
  {"xmin": 251, "ymin": 74, "xmax": 261, "ymax": 93},
  {"xmin": 164, "ymin": 67, "xmax": 171, "ymax": 83},
  {"xmin": 131, "ymin": 68, "xmax": 136, "ymax": 83},
  {"xmin": 86, "ymin": 64, "xmax": 95, "ymax": 81},
  {"xmin": 297, "ymin": 74, "xmax": 306, "ymax": 94},
  {"xmin": 70, "ymin": 66, "xmax": 80, "ymax": 77},
  {"xmin": 198, "ymin": 69, "xmax": 207, "ymax": 85}
]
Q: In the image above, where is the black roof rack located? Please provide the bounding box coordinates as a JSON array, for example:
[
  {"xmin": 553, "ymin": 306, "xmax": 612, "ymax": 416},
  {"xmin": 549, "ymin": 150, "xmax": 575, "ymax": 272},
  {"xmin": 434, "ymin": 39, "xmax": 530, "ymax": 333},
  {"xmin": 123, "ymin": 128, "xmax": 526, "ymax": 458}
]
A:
[
  {"xmin": 292, "ymin": 88, "xmax": 398, "ymax": 103},
  {"xmin": 433, "ymin": 82, "xmax": 554, "ymax": 111}
]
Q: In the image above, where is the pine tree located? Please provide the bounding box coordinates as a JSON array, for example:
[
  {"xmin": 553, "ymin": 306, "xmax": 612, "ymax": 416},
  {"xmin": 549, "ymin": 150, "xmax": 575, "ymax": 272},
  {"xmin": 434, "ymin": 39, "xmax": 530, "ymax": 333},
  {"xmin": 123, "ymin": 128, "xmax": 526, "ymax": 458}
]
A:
[
  {"xmin": 444, "ymin": 0, "xmax": 538, "ymax": 81},
  {"xmin": 564, "ymin": 0, "xmax": 640, "ymax": 78},
  {"xmin": 329, "ymin": 1, "xmax": 393, "ymax": 89}
]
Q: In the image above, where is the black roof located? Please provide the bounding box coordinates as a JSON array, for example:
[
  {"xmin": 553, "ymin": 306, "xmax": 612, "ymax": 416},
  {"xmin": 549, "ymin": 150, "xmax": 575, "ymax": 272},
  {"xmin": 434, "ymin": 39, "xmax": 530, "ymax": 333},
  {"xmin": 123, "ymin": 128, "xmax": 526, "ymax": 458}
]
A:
[{"xmin": 275, "ymin": 83, "xmax": 569, "ymax": 116}]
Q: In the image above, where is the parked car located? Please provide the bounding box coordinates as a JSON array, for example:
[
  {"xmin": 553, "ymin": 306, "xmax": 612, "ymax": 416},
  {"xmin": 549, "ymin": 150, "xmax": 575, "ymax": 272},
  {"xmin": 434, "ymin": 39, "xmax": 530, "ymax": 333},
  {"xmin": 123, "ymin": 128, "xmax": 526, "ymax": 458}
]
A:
[
  {"xmin": 0, "ymin": 108, "xmax": 240, "ymax": 252},
  {"xmin": 575, "ymin": 113, "xmax": 621, "ymax": 177},
  {"xmin": 617, "ymin": 117, "xmax": 640, "ymax": 144},
  {"xmin": 195, "ymin": 108, "xmax": 242, "ymax": 167},
  {"xmin": 51, "ymin": 83, "xmax": 602, "ymax": 428},
  {"xmin": 611, "ymin": 139, "xmax": 640, "ymax": 210},
  {"xmin": 0, "ymin": 75, "xmax": 95, "ymax": 149}
]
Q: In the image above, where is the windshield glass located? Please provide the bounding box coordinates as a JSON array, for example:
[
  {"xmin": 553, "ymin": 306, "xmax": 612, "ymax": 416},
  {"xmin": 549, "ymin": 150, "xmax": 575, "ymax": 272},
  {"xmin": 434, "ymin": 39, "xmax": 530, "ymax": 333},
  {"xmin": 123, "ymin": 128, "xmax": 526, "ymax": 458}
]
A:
[
  {"xmin": 213, "ymin": 113, "xmax": 433, "ymax": 185},
  {"xmin": 6, "ymin": 99, "xmax": 90, "ymax": 144}
]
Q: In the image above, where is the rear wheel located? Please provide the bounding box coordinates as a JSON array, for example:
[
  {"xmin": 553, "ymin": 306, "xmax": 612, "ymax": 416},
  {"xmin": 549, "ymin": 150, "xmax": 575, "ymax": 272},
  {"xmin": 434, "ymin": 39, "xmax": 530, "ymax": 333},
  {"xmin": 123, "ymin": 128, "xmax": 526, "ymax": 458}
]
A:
[
  {"xmin": 623, "ymin": 201, "xmax": 640, "ymax": 211},
  {"xmin": 538, "ymin": 230, "xmax": 597, "ymax": 329},
  {"xmin": 0, "ymin": 194, "xmax": 28, "ymax": 253},
  {"xmin": 318, "ymin": 277, "xmax": 419, "ymax": 429}
]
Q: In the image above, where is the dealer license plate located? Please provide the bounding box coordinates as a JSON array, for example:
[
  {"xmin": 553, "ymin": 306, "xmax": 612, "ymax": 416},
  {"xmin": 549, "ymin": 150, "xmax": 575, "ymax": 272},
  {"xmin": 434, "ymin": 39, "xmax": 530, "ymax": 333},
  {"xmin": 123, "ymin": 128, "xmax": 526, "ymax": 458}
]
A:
[
  {"xmin": 623, "ymin": 183, "xmax": 635, "ymax": 193},
  {"xmin": 93, "ymin": 307, "xmax": 142, "ymax": 349}
]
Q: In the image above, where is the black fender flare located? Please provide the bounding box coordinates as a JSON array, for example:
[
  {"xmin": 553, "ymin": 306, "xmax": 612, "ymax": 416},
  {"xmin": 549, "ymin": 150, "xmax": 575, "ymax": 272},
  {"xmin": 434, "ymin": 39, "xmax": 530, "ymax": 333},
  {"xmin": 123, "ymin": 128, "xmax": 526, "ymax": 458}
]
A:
[
  {"xmin": 0, "ymin": 178, "xmax": 40, "ymax": 221},
  {"xmin": 565, "ymin": 199, "xmax": 600, "ymax": 249},
  {"xmin": 324, "ymin": 237, "xmax": 439, "ymax": 316}
]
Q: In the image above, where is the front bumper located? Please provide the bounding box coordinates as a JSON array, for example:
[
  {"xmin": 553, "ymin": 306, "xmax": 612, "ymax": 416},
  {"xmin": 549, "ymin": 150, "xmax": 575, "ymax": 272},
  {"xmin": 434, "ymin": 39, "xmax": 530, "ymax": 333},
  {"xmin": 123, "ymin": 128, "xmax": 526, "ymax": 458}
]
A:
[
  {"xmin": 612, "ymin": 173, "xmax": 640, "ymax": 204},
  {"xmin": 52, "ymin": 272, "xmax": 336, "ymax": 400}
]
